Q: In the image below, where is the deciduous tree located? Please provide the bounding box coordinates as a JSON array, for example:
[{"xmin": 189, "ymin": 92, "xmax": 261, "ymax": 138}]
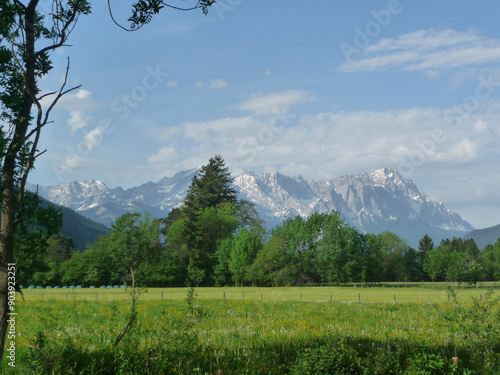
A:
[{"xmin": 229, "ymin": 228, "xmax": 261, "ymax": 286}]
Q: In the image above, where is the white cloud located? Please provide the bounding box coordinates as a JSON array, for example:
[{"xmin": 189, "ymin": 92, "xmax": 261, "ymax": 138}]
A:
[
  {"xmin": 84, "ymin": 126, "xmax": 104, "ymax": 148},
  {"xmin": 144, "ymin": 101, "xmax": 500, "ymax": 185},
  {"xmin": 182, "ymin": 117, "xmax": 254, "ymax": 140},
  {"xmin": 338, "ymin": 28, "xmax": 500, "ymax": 74},
  {"xmin": 195, "ymin": 82, "xmax": 204, "ymax": 89},
  {"xmin": 68, "ymin": 111, "xmax": 90, "ymax": 132},
  {"xmin": 76, "ymin": 89, "xmax": 92, "ymax": 100},
  {"xmin": 364, "ymin": 28, "xmax": 483, "ymax": 54},
  {"xmin": 166, "ymin": 81, "xmax": 178, "ymax": 87},
  {"xmin": 210, "ymin": 78, "xmax": 228, "ymax": 89},
  {"xmin": 448, "ymin": 138, "xmax": 478, "ymax": 162},
  {"xmin": 236, "ymin": 90, "xmax": 314, "ymax": 115},
  {"xmin": 51, "ymin": 89, "xmax": 99, "ymax": 132},
  {"xmin": 473, "ymin": 119, "xmax": 489, "ymax": 133},
  {"xmin": 155, "ymin": 116, "xmax": 261, "ymax": 143},
  {"xmin": 148, "ymin": 146, "xmax": 178, "ymax": 164},
  {"xmin": 62, "ymin": 97, "xmax": 500, "ymax": 229},
  {"xmin": 57, "ymin": 89, "xmax": 99, "ymax": 111}
]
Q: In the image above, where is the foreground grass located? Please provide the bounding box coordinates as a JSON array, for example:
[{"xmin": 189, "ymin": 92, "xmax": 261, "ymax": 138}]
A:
[{"xmin": 3, "ymin": 287, "xmax": 500, "ymax": 374}]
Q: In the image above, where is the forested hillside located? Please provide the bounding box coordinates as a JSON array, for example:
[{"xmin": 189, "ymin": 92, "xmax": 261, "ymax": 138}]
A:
[
  {"xmin": 40, "ymin": 197, "xmax": 109, "ymax": 251},
  {"xmin": 465, "ymin": 224, "xmax": 500, "ymax": 249}
]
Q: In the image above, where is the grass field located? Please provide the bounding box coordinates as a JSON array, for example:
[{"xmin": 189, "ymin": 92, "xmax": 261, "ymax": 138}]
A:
[
  {"xmin": 20, "ymin": 284, "xmax": 498, "ymax": 303},
  {"xmin": 4, "ymin": 285, "xmax": 500, "ymax": 374}
]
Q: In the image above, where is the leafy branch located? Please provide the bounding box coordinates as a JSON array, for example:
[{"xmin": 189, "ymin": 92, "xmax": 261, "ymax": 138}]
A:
[{"xmin": 108, "ymin": 0, "xmax": 215, "ymax": 31}]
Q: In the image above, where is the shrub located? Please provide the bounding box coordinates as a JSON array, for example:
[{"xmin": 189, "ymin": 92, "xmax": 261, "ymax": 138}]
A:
[
  {"xmin": 405, "ymin": 351, "xmax": 456, "ymax": 375},
  {"xmin": 290, "ymin": 339, "xmax": 364, "ymax": 375}
]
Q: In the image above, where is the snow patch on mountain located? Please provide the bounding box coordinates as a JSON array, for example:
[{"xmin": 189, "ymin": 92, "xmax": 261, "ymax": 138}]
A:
[{"xmin": 29, "ymin": 167, "xmax": 474, "ymax": 247}]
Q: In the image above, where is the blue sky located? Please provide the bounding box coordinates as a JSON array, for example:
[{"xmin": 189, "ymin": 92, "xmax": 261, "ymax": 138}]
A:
[{"xmin": 29, "ymin": 0, "xmax": 500, "ymax": 229}]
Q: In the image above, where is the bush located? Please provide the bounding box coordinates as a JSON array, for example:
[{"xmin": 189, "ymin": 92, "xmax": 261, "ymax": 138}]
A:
[
  {"xmin": 405, "ymin": 351, "xmax": 456, "ymax": 375},
  {"xmin": 290, "ymin": 339, "xmax": 364, "ymax": 375}
]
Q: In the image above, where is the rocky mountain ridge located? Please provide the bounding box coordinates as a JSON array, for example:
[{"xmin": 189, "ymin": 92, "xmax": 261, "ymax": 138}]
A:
[{"xmin": 28, "ymin": 168, "xmax": 474, "ymax": 247}]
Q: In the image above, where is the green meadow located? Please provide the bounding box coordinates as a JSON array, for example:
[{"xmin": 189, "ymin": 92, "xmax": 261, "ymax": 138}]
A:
[
  {"xmin": 3, "ymin": 285, "xmax": 500, "ymax": 374},
  {"xmin": 20, "ymin": 283, "xmax": 498, "ymax": 303}
]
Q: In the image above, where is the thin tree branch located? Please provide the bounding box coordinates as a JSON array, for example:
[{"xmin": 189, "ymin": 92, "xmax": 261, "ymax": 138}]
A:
[
  {"xmin": 23, "ymin": 344, "xmax": 51, "ymax": 361},
  {"xmin": 16, "ymin": 59, "xmax": 77, "ymax": 217},
  {"xmin": 12, "ymin": 0, "xmax": 27, "ymax": 10},
  {"xmin": 161, "ymin": 0, "xmax": 202, "ymax": 12},
  {"xmin": 114, "ymin": 316, "xmax": 135, "ymax": 347},
  {"xmin": 42, "ymin": 84, "xmax": 81, "ymax": 124},
  {"xmin": 36, "ymin": 0, "xmax": 85, "ymax": 56},
  {"xmin": 26, "ymin": 58, "xmax": 80, "ymax": 140},
  {"xmin": 34, "ymin": 149, "xmax": 47, "ymax": 159},
  {"xmin": 37, "ymin": 91, "xmax": 58, "ymax": 101},
  {"xmin": 108, "ymin": 0, "xmax": 206, "ymax": 32},
  {"xmin": 107, "ymin": 0, "xmax": 144, "ymax": 32}
]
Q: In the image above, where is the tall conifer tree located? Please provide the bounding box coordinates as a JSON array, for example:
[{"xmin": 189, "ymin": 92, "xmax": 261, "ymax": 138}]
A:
[
  {"xmin": 181, "ymin": 155, "xmax": 238, "ymax": 285},
  {"xmin": 184, "ymin": 154, "xmax": 237, "ymax": 213}
]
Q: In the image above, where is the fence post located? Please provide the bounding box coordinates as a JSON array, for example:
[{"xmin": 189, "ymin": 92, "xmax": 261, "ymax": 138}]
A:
[
  {"xmin": 330, "ymin": 294, "xmax": 332, "ymax": 302},
  {"xmin": 358, "ymin": 293, "xmax": 360, "ymax": 302},
  {"xmin": 41, "ymin": 293, "xmax": 43, "ymax": 301},
  {"xmin": 161, "ymin": 291, "xmax": 164, "ymax": 301},
  {"xmin": 66, "ymin": 293, "xmax": 68, "ymax": 301},
  {"xmin": 242, "ymin": 292, "xmax": 244, "ymax": 300},
  {"xmin": 420, "ymin": 291, "xmax": 422, "ymax": 303},
  {"xmin": 96, "ymin": 292, "xmax": 98, "ymax": 301},
  {"xmin": 223, "ymin": 291, "xmax": 226, "ymax": 300},
  {"xmin": 394, "ymin": 294, "xmax": 396, "ymax": 302},
  {"xmin": 300, "ymin": 292, "xmax": 302, "ymax": 301},
  {"xmin": 261, "ymin": 293, "xmax": 263, "ymax": 301}
]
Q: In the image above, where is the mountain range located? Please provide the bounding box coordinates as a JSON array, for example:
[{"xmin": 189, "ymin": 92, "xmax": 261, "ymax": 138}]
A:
[{"xmin": 29, "ymin": 168, "xmax": 475, "ymax": 248}]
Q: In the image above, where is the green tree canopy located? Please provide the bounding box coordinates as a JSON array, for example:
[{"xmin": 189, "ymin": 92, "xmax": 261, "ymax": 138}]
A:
[
  {"xmin": 229, "ymin": 228, "xmax": 262, "ymax": 286},
  {"xmin": 480, "ymin": 239, "xmax": 500, "ymax": 281},
  {"xmin": 316, "ymin": 214, "xmax": 370, "ymax": 285},
  {"xmin": 93, "ymin": 212, "xmax": 164, "ymax": 286}
]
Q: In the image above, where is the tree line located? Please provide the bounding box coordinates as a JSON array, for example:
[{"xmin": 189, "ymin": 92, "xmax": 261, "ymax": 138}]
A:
[{"xmin": 16, "ymin": 156, "xmax": 500, "ymax": 288}]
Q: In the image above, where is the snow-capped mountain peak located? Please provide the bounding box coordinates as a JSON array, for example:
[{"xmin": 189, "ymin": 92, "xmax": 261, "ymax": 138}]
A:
[{"xmin": 30, "ymin": 167, "xmax": 474, "ymax": 247}]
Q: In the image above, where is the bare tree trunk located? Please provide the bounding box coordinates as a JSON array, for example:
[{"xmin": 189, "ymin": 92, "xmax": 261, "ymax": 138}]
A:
[
  {"xmin": 0, "ymin": 100, "xmax": 34, "ymax": 362},
  {"xmin": 0, "ymin": 128, "xmax": 30, "ymax": 358},
  {"xmin": 0, "ymin": 181, "xmax": 16, "ymax": 360},
  {"xmin": 0, "ymin": 106, "xmax": 32, "ymax": 361}
]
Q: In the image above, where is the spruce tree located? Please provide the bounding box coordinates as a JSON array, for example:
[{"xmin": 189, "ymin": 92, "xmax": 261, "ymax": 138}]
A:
[
  {"xmin": 181, "ymin": 155, "xmax": 238, "ymax": 285},
  {"xmin": 184, "ymin": 154, "xmax": 237, "ymax": 212}
]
